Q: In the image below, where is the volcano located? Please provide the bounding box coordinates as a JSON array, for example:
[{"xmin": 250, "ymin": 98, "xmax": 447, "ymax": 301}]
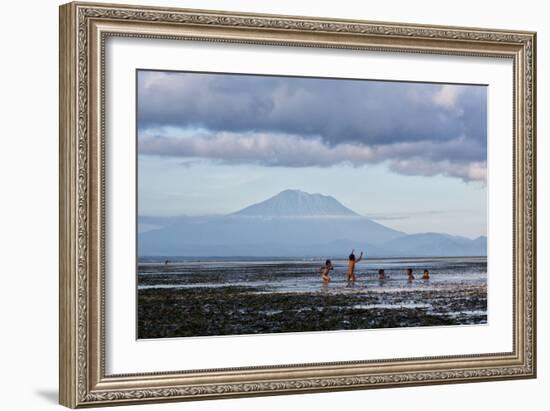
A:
[{"xmin": 138, "ymin": 190, "xmax": 486, "ymax": 258}]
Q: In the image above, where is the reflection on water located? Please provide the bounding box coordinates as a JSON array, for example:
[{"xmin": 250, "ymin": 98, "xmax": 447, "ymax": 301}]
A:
[{"xmin": 138, "ymin": 256, "xmax": 487, "ymax": 295}]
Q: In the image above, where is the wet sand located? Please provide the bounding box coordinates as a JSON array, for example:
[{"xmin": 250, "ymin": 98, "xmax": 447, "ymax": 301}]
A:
[{"xmin": 137, "ymin": 259, "xmax": 487, "ymax": 339}]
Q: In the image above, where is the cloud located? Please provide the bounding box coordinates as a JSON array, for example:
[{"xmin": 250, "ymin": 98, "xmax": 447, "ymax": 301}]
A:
[
  {"xmin": 137, "ymin": 71, "xmax": 487, "ymax": 182},
  {"xmin": 140, "ymin": 131, "xmax": 374, "ymax": 167},
  {"xmin": 365, "ymin": 210, "xmax": 450, "ymax": 221},
  {"xmin": 138, "ymin": 71, "xmax": 486, "ymax": 146},
  {"xmin": 139, "ymin": 131, "xmax": 486, "ymax": 182},
  {"xmin": 388, "ymin": 158, "xmax": 487, "ymax": 182},
  {"xmin": 432, "ymin": 84, "xmax": 464, "ymax": 109}
]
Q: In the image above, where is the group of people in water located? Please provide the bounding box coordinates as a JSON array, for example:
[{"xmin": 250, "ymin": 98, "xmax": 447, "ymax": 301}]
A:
[{"xmin": 320, "ymin": 250, "xmax": 430, "ymax": 285}]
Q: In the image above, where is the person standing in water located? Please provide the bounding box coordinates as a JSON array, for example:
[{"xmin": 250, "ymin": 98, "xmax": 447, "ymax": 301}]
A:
[
  {"xmin": 320, "ymin": 259, "xmax": 333, "ymax": 285},
  {"xmin": 422, "ymin": 269, "xmax": 430, "ymax": 280},
  {"xmin": 347, "ymin": 250, "xmax": 363, "ymax": 283},
  {"xmin": 406, "ymin": 268, "xmax": 415, "ymax": 282}
]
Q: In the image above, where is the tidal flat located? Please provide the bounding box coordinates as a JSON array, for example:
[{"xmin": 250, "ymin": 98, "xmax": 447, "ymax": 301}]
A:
[{"xmin": 137, "ymin": 257, "xmax": 487, "ymax": 339}]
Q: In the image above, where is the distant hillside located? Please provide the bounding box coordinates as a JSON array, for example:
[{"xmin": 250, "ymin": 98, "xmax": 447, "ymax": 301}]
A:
[
  {"xmin": 138, "ymin": 190, "xmax": 486, "ymax": 258},
  {"xmin": 381, "ymin": 233, "xmax": 487, "ymax": 257}
]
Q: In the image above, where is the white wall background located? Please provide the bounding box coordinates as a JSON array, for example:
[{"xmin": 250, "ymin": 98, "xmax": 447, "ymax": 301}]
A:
[{"xmin": 0, "ymin": 0, "xmax": 546, "ymax": 409}]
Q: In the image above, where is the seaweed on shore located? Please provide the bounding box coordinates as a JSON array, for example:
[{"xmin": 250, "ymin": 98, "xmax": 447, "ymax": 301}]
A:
[{"xmin": 137, "ymin": 285, "xmax": 486, "ymax": 339}]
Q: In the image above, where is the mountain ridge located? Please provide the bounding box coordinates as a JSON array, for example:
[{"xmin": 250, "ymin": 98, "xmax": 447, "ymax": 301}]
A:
[{"xmin": 138, "ymin": 190, "xmax": 486, "ymax": 257}]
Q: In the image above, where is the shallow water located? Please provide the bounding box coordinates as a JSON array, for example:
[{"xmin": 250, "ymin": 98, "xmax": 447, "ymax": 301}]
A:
[{"xmin": 137, "ymin": 256, "xmax": 487, "ymax": 294}]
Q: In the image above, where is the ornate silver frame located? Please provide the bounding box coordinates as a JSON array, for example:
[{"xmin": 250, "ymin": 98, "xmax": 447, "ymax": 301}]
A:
[{"xmin": 59, "ymin": 2, "xmax": 536, "ymax": 408}]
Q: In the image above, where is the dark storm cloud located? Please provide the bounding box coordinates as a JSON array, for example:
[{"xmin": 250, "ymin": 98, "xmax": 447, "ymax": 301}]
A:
[{"xmin": 137, "ymin": 70, "xmax": 487, "ymax": 181}]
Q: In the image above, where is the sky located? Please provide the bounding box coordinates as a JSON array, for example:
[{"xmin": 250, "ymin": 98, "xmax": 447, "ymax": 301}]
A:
[{"xmin": 137, "ymin": 70, "xmax": 487, "ymax": 238}]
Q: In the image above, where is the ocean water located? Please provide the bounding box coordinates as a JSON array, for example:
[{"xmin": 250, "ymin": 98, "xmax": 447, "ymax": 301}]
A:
[{"xmin": 137, "ymin": 256, "xmax": 487, "ymax": 294}]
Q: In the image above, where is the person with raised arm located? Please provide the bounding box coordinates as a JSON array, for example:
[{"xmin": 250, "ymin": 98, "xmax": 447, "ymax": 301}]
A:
[{"xmin": 347, "ymin": 249, "xmax": 363, "ymax": 283}]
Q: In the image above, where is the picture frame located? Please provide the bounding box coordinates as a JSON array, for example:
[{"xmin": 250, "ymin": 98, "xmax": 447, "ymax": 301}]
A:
[{"xmin": 59, "ymin": 1, "xmax": 537, "ymax": 408}]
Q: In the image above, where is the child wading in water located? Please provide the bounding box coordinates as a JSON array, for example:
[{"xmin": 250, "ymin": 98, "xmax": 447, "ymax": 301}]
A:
[
  {"xmin": 422, "ymin": 269, "xmax": 430, "ymax": 280},
  {"xmin": 407, "ymin": 268, "xmax": 415, "ymax": 282},
  {"xmin": 347, "ymin": 250, "xmax": 363, "ymax": 283},
  {"xmin": 320, "ymin": 259, "xmax": 333, "ymax": 285}
]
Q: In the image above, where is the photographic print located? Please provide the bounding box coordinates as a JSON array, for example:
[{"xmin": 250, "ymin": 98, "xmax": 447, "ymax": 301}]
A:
[
  {"xmin": 60, "ymin": 5, "xmax": 536, "ymax": 405},
  {"xmin": 136, "ymin": 70, "xmax": 488, "ymax": 339}
]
